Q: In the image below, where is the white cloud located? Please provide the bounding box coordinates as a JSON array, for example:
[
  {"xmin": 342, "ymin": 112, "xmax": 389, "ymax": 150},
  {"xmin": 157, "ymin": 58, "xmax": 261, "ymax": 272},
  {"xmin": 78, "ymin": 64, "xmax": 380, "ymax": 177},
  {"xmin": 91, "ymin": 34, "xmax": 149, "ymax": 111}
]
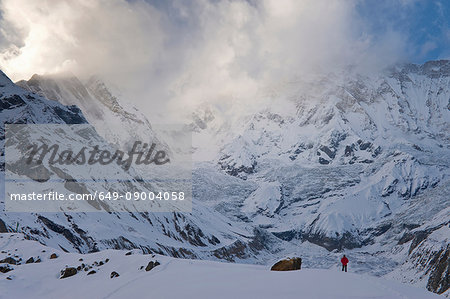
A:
[
  {"xmin": 0, "ymin": 0, "xmax": 410, "ymax": 119},
  {"xmin": 419, "ymin": 40, "xmax": 437, "ymax": 58},
  {"xmin": 0, "ymin": 0, "xmax": 164, "ymax": 80}
]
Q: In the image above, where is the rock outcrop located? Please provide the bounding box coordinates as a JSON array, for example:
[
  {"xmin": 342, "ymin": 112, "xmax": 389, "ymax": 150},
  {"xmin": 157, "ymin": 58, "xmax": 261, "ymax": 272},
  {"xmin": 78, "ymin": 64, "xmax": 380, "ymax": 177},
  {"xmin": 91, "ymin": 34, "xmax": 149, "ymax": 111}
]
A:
[{"xmin": 271, "ymin": 257, "xmax": 302, "ymax": 271}]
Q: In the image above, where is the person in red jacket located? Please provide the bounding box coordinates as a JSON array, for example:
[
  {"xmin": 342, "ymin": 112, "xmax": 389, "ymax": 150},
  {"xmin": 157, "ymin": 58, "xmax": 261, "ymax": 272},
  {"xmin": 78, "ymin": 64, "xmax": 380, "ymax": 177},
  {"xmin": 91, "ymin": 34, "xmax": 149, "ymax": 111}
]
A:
[{"xmin": 341, "ymin": 255, "xmax": 349, "ymax": 272}]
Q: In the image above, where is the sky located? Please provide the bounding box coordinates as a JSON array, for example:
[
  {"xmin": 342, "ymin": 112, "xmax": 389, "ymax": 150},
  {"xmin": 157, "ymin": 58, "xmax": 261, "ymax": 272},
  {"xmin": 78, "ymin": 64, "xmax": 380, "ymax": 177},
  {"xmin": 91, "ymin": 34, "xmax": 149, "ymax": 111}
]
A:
[
  {"xmin": 355, "ymin": 0, "xmax": 449, "ymax": 63},
  {"xmin": 0, "ymin": 0, "xmax": 448, "ymax": 118}
]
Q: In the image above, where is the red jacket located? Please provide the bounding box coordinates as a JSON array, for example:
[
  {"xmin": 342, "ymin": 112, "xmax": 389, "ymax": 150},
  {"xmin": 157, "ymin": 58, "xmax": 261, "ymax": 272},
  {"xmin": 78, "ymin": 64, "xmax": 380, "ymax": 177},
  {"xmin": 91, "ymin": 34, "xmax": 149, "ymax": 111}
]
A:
[{"xmin": 341, "ymin": 257, "xmax": 349, "ymax": 265}]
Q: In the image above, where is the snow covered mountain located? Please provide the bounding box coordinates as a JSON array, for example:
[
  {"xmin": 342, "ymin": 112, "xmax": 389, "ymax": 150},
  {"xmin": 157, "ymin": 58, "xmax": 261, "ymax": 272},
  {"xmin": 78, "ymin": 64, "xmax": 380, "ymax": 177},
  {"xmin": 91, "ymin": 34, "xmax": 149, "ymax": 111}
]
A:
[
  {"xmin": 189, "ymin": 60, "xmax": 450, "ymax": 295},
  {"xmin": 198, "ymin": 60, "xmax": 449, "ymax": 243},
  {"xmin": 1, "ymin": 60, "xmax": 449, "ymax": 296},
  {"xmin": 0, "ymin": 70, "xmax": 271, "ymax": 263},
  {"xmin": 16, "ymin": 73, "xmax": 165, "ymax": 152}
]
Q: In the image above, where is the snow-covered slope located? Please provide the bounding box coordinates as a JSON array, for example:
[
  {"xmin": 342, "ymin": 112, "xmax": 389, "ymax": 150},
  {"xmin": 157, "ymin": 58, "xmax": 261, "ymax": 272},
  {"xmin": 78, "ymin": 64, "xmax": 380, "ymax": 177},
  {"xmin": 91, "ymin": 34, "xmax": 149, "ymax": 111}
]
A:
[{"xmin": 0, "ymin": 234, "xmax": 441, "ymax": 299}]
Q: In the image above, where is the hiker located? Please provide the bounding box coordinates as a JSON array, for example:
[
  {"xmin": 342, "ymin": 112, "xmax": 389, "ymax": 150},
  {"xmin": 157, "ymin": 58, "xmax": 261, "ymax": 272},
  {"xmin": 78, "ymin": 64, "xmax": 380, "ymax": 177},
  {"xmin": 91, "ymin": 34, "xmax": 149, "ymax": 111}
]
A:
[{"xmin": 341, "ymin": 255, "xmax": 349, "ymax": 272}]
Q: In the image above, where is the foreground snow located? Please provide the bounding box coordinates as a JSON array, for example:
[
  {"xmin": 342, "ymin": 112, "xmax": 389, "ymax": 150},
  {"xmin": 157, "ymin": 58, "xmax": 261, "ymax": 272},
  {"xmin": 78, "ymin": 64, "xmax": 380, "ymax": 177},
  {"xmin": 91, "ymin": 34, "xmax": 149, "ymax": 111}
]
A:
[{"xmin": 0, "ymin": 234, "xmax": 441, "ymax": 299}]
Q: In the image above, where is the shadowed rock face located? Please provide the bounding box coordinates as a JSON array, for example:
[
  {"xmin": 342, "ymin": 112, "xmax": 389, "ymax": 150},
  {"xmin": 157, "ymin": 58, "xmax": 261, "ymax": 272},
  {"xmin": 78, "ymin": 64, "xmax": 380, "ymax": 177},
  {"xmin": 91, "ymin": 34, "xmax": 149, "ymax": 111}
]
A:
[
  {"xmin": 302, "ymin": 231, "xmax": 366, "ymax": 252},
  {"xmin": 271, "ymin": 257, "xmax": 302, "ymax": 271},
  {"xmin": 396, "ymin": 224, "xmax": 450, "ymax": 296},
  {"xmin": 426, "ymin": 245, "xmax": 449, "ymax": 295},
  {"xmin": 0, "ymin": 219, "xmax": 7, "ymax": 233}
]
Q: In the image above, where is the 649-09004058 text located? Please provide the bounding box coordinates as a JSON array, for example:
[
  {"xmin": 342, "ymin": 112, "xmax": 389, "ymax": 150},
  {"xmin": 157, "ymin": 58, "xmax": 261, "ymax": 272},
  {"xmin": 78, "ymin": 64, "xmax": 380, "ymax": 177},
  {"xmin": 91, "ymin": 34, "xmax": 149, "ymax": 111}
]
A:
[{"xmin": 9, "ymin": 191, "xmax": 186, "ymax": 201}]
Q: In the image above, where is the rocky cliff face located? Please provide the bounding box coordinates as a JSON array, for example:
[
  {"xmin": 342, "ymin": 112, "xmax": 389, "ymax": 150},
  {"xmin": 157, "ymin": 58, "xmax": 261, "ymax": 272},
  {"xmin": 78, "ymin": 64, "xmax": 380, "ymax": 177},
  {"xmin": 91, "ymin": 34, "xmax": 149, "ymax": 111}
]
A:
[{"xmin": 387, "ymin": 223, "xmax": 449, "ymax": 295}]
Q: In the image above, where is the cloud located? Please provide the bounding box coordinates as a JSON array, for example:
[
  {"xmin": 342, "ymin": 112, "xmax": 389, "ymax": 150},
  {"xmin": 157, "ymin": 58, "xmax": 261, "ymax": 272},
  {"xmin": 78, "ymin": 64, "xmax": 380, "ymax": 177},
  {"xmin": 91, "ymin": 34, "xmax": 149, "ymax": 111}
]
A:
[
  {"xmin": 0, "ymin": 0, "xmax": 164, "ymax": 80},
  {"xmin": 0, "ymin": 0, "xmax": 414, "ymax": 119},
  {"xmin": 419, "ymin": 41, "xmax": 438, "ymax": 58}
]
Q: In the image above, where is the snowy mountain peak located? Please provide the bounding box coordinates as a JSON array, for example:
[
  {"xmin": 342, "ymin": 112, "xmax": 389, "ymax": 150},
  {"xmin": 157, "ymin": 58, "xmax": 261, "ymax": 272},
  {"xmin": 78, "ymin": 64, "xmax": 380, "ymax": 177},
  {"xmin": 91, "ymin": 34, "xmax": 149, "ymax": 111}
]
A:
[
  {"xmin": 0, "ymin": 70, "xmax": 14, "ymax": 87},
  {"xmin": 396, "ymin": 59, "xmax": 450, "ymax": 78},
  {"xmin": 16, "ymin": 73, "xmax": 162, "ymax": 151}
]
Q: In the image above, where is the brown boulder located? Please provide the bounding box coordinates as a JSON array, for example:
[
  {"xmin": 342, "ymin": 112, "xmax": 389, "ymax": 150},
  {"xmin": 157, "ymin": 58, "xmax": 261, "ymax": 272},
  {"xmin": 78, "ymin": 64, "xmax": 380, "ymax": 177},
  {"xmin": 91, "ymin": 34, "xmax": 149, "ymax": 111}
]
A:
[
  {"xmin": 145, "ymin": 260, "xmax": 160, "ymax": 271},
  {"xmin": 60, "ymin": 267, "xmax": 77, "ymax": 279},
  {"xmin": 270, "ymin": 257, "xmax": 302, "ymax": 271},
  {"xmin": 0, "ymin": 257, "xmax": 17, "ymax": 265},
  {"xmin": 25, "ymin": 257, "xmax": 34, "ymax": 264},
  {"xmin": 0, "ymin": 264, "xmax": 13, "ymax": 273},
  {"xmin": 50, "ymin": 253, "xmax": 58, "ymax": 259}
]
